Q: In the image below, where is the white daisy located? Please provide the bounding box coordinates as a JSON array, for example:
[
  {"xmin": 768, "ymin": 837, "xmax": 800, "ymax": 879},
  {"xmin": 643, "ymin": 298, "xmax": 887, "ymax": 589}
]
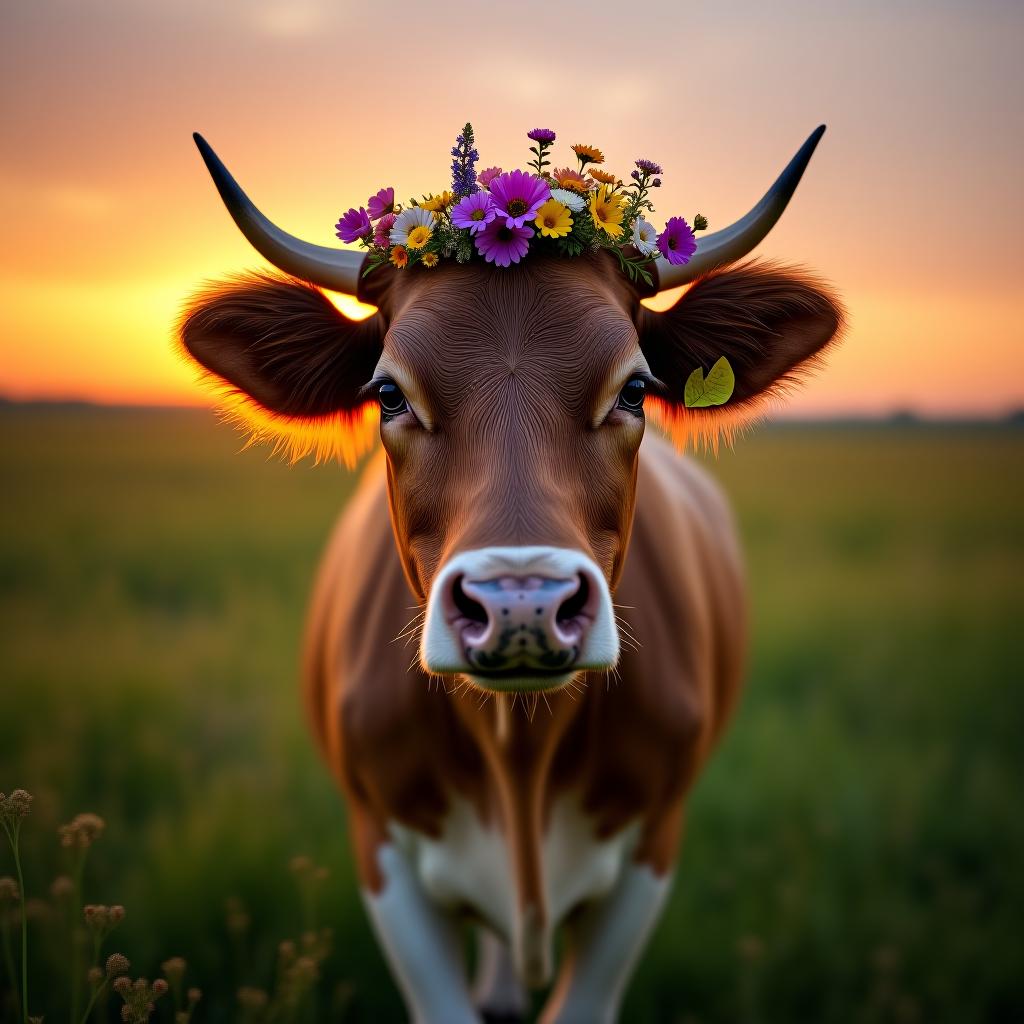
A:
[
  {"xmin": 550, "ymin": 187, "xmax": 586, "ymax": 212},
  {"xmin": 632, "ymin": 216, "xmax": 659, "ymax": 256},
  {"xmin": 390, "ymin": 206, "xmax": 434, "ymax": 246}
]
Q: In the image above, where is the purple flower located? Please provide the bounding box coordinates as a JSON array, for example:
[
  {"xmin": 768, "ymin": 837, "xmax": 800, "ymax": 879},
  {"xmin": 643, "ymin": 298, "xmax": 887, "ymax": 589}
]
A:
[
  {"xmin": 367, "ymin": 187, "xmax": 395, "ymax": 220},
  {"xmin": 489, "ymin": 170, "xmax": 550, "ymax": 229},
  {"xmin": 474, "ymin": 219, "xmax": 533, "ymax": 267},
  {"xmin": 657, "ymin": 216, "xmax": 697, "ymax": 266},
  {"xmin": 451, "ymin": 192, "xmax": 497, "ymax": 235},
  {"xmin": 373, "ymin": 212, "xmax": 397, "ymax": 247},
  {"xmin": 477, "ymin": 166, "xmax": 502, "ymax": 189},
  {"xmin": 635, "ymin": 158, "xmax": 663, "ymax": 175},
  {"xmin": 450, "ymin": 122, "xmax": 480, "ymax": 198},
  {"xmin": 527, "ymin": 128, "xmax": 556, "ymax": 144},
  {"xmin": 335, "ymin": 207, "xmax": 372, "ymax": 244}
]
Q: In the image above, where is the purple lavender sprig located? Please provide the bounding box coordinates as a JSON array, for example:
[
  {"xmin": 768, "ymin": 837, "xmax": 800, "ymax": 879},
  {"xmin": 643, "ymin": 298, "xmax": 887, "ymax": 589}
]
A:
[{"xmin": 450, "ymin": 123, "xmax": 480, "ymax": 198}]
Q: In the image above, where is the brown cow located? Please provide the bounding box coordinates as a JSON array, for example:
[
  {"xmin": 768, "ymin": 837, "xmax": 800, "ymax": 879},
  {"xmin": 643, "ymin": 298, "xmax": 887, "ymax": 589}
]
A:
[{"xmin": 180, "ymin": 128, "xmax": 842, "ymax": 1023}]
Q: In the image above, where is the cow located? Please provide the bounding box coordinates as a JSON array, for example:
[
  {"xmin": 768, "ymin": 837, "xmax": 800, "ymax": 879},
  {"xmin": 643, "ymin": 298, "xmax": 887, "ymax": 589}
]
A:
[{"xmin": 180, "ymin": 126, "xmax": 843, "ymax": 1023}]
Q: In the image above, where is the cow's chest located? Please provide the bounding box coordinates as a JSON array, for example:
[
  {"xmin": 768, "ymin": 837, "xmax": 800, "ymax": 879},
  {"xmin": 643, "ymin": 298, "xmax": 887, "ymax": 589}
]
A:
[{"xmin": 389, "ymin": 793, "xmax": 640, "ymax": 946}]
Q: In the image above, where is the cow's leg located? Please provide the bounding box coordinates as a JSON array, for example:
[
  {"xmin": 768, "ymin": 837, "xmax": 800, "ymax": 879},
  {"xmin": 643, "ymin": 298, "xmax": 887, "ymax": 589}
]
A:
[
  {"xmin": 362, "ymin": 842, "xmax": 480, "ymax": 1024},
  {"xmin": 539, "ymin": 863, "xmax": 671, "ymax": 1024},
  {"xmin": 473, "ymin": 928, "xmax": 529, "ymax": 1023}
]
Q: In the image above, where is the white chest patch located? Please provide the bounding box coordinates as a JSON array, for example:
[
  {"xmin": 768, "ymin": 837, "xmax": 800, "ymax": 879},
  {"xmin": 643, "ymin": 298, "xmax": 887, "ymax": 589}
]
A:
[{"xmin": 389, "ymin": 794, "xmax": 640, "ymax": 982}]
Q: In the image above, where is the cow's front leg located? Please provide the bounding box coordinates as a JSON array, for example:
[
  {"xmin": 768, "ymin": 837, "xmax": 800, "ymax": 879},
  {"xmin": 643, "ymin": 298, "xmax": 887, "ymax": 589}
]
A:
[
  {"xmin": 362, "ymin": 841, "xmax": 481, "ymax": 1024},
  {"xmin": 539, "ymin": 863, "xmax": 671, "ymax": 1024}
]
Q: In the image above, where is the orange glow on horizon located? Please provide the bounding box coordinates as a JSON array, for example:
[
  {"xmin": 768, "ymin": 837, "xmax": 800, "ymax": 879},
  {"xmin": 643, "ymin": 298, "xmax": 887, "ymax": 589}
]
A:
[{"xmin": 1, "ymin": 3, "xmax": 1020, "ymax": 417}]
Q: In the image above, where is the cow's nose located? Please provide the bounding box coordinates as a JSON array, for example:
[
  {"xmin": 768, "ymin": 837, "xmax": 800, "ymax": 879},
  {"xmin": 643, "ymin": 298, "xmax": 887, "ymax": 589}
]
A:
[
  {"xmin": 421, "ymin": 546, "xmax": 619, "ymax": 689},
  {"xmin": 448, "ymin": 573, "xmax": 597, "ymax": 675}
]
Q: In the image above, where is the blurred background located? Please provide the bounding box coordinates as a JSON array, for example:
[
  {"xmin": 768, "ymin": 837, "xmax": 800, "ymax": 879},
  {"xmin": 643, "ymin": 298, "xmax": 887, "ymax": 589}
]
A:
[{"xmin": 1, "ymin": 1, "xmax": 1022, "ymax": 1021}]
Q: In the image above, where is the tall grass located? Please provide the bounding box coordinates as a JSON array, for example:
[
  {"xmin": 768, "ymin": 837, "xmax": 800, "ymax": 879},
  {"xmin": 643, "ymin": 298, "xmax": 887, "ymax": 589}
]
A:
[{"xmin": 1, "ymin": 408, "xmax": 1022, "ymax": 1021}]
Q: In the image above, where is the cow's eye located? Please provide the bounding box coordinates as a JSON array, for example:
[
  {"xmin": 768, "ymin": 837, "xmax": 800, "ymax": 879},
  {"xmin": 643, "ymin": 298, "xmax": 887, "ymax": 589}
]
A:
[
  {"xmin": 617, "ymin": 376, "xmax": 647, "ymax": 412},
  {"xmin": 378, "ymin": 382, "xmax": 409, "ymax": 417}
]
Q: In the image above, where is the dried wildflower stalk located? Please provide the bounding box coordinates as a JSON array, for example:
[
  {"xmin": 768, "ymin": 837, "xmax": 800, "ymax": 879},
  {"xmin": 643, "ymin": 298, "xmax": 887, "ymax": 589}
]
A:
[{"xmin": 1, "ymin": 789, "xmax": 33, "ymax": 1024}]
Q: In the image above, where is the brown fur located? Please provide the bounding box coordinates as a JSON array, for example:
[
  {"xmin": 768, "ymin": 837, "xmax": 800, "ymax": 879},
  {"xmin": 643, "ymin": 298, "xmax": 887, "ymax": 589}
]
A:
[{"xmin": 181, "ymin": 249, "xmax": 842, "ymax": 938}]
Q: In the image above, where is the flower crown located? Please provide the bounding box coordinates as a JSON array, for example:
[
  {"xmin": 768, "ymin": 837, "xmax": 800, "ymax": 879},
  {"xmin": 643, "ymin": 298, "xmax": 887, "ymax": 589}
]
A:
[{"xmin": 334, "ymin": 123, "xmax": 708, "ymax": 288}]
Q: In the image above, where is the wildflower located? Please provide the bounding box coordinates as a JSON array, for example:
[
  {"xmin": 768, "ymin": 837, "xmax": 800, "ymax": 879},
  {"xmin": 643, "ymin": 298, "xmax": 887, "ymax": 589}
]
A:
[
  {"xmin": 528, "ymin": 128, "xmax": 557, "ymax": 175},
  {"xmin": 551, "ymin": 167, "xmax": 589, "ymax": 193},
  {"xmin": 632, "ymin": 216, "xmax": 659, "ymax": 256},
  {"xmin": 450, "ymin": 122, "xmax": 480, "ymax": 197},
  {"xmin": 366, "ymin": 187, "xmax": 395, "ymax": 220},
  {"xmin": 527, "ymin": 128, "xmax": 556, "ymax": 144},
  {"xmin": 589, "ymin": 168, "xmax": 619, "ymax": 186},
  {"xmin": 474, "ymin": 219, "xmax": 533, "ymax": 267},
  {"xmin": 477, "ymin": 166, "xmax": 502, "ymax": 189},
  {"xmin": 550, "ymin": 187, "xmax": 586, "ymax": 212},
  {"xmin": 421, "ymin": 252, "xmax": 439, "ymax": 268},
  {"xmin": 0, "ymin": 876, "xmax": 17, "ymax": 902},
  {"xmin": 693, "ymin": 213, "xmax": 708, "ymax": 230},
  {"xmin": 419, "ymin": 191, "xmax": 454, "ymax": 216},
  {"xmin": 107, "ymin": 953, "xmax": 131, "ymax": 979},
  {"xmin": 489, "ymin": 170, "xmax": 550, "ymax": 229},
  {"xmin": 89, "ymin": 966, "xmax": 104, "ymax": 985},
  {"xmin": 389, "ymin": 245, "xmax": 409, "ymax": 268},
  {"xmin": 58, "ymin": 812, "xmax": 105, "ymax": 849},
  {"xmin": 572, "ymin": 143, "xmax": 605, "ymax": 168},
  {"xmin": 405, "ymin": 224, "xmax": 432, "ymax": 250},
  {"xmin": 50, "ymin": 875, "xmax": 74, "ymax": 901},
  {"xmin": 657, "ymin": 216, "xmax": 697, "ymax": 265},
  {"xmin": 153, "ymin": 980, "xmax": 169, "ymax": 997},
  {"xmin": 534, "ymin": 199, "xmax": 573, "ymax": 239},
  {"xmin": 389, "ymin": 206, "xmax": 433, "ymax": 246},
  {"xmin": 334, "ymin": 207, "xmax": 372, "ymax": 244},
  {"xmin": 451, "ymin": 192, "xmax": 497, "ymax": 234},
  {"xmin": 0, "ymin": 790, "xmax": 32, "ymax": 826},
  {"xmin": 652, "ymin": 177, "xmax": 662, "ymax": 188},
  {"xmin": 237, "ymin": 987, "xmax": 269, "ymax": 1011},
  {"xmin": 635, "ymin": 158, "xmax": 663, "ymax": 175},
  {"xmin": 161, "ymin": 957, "xmax": 186, "ymax": 984},
  {"xmin": 373, "ymin": 212, "xmax": 397, "ymax": 247},
  {"xmin": 589, "ymin": 185, "xmax": 627, "ymax": 235}
]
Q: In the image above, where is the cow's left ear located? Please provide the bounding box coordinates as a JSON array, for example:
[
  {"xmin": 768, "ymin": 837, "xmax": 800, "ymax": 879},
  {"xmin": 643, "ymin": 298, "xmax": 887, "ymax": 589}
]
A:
[
  {"xmin": 635, "ymin": 261, "xmax": 845, "ymax": 443},
  {"xmin": 178, "ymin": 271, "xmax": 387, "ymax": 466}
]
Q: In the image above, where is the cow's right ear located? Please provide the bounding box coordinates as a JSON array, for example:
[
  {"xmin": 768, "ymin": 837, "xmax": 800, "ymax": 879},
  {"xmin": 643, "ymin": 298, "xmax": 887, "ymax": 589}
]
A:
[{"xmin": 178, "ymin": 272, "xmax": 386, "ymax": 465}]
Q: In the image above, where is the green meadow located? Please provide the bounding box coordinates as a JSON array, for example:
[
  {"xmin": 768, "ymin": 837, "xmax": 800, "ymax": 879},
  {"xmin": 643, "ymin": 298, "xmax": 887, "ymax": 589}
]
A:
[{"xmin": 1, "ymin": 407, "xmax": 1021, "ymax": 1022}]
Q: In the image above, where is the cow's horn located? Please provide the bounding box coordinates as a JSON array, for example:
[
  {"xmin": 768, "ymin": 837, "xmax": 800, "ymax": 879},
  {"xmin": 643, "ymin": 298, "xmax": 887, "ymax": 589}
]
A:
[
  {"xmin": 193, "ymin": 133, "xmax": 365, "ymax": 296},
  {"xmin": 652, "ymin": 125, "xmax": 827, "ymax": 291}
]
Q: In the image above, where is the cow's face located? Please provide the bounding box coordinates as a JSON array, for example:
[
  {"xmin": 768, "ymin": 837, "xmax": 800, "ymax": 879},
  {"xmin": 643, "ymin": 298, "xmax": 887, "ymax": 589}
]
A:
[{"xmin": 182, "ymin": 254, "xmax": 841, "ymax": 692}]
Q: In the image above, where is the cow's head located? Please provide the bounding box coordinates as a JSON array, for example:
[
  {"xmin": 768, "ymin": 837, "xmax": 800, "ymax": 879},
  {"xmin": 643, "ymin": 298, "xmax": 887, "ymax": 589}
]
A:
[{"xmin": 181, "ymin": 129, "xmax": 843, "ymax": 693}]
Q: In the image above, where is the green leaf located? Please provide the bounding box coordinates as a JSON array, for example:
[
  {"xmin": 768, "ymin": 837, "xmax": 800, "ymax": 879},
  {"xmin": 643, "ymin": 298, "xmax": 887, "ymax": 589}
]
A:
[{"xmin": 684, "ymin": 356, "xmax": 735, "ymax": 408}]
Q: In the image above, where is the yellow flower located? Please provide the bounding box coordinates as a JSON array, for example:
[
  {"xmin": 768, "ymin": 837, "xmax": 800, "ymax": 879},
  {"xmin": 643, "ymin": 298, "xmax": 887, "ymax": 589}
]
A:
[
  {"xmin": 589, "ymin": 168, "xmax": 619, "ymax": 186},
  {"xmin": 406, "ymin": 225, "xmax": 432, "ymax": 250},
  {"xmin": 572, "ymin": 143, "xmax": 605, "ymax": 167},
  {"xmin": 534, "ymin": 199, "xmax": 573, "ymax": 239},
  {"xmin": 390, "ymin": 245, "xmax": 409, "ymax": 268},
  {"xmin": 589, "ymin": 185, "xmax": 627, "ymax": 235},
  {"xmin": 421, "ymin": 252, "xmax": 439, "ymax": 268},
  {"xmin": 419, "ymin": 191, "xmax": 454, "ymax": 219}
]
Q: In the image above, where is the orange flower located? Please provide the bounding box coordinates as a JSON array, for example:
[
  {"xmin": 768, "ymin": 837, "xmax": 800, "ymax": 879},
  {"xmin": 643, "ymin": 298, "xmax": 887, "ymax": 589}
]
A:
[
  {"xmin": 390, "ymin": 245, "xmax": 409, "ymax": 268},
  {"xmin": 572, "ymin": 143, "xmax": 605, "ymax": 167},
  {"xmin": 552, "ymin": 167, "xmax": 590, "ymax": 193},
  {"xmin": 589, "ymin": 168, "xmax": 619, "ymax": 186}
]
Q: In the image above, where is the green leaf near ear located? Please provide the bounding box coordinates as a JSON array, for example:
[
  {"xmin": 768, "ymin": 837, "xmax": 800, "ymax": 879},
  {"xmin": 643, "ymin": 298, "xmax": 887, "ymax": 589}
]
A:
[{"xmin": 684, "ymin": 356, "xmax": 736, "ymax": 408}]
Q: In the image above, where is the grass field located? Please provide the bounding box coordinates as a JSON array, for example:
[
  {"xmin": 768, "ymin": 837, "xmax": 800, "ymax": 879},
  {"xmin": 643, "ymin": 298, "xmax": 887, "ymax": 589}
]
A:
[{"xmin": 1, "ymin": 407, "xmax": 1022, "ymax": 1023}]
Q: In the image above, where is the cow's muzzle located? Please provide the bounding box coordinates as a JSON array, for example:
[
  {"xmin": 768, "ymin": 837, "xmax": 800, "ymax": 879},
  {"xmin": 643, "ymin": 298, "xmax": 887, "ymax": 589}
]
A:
[{"xmin": 420, "ymin": 547, "xmax": 620, "ymax": 691}]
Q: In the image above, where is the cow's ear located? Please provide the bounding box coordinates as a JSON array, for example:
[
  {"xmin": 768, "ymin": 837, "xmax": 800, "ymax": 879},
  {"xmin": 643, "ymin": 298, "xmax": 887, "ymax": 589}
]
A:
[
  {"xmin": 635, "ymin": 261, "xmax": 845, "ymax": 447},
  {"xmin": 179, "ymin": 272, "xmax": 386, "ymax": 465}
]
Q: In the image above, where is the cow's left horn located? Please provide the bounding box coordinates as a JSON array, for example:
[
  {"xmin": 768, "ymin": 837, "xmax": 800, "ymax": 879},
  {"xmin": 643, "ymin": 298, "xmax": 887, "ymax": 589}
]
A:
[
  {"xmin": 193, "ymin": 133, "xmax": 365, "ymax": 296},
  {"xmin": 652, "ymin": 125, "xmax": 826, "ymax": 292}
]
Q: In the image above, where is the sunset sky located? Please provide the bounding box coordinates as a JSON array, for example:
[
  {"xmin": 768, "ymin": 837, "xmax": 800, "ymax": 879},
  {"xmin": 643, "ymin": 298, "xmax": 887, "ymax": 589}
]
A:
[{"xmin": 1, "ymin": 0, "xmax": 1021, "ymax": 416}]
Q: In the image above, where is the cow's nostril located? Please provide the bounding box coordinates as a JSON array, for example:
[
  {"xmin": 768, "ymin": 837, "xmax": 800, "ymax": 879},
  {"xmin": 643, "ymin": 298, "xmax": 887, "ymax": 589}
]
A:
[
  {"xmin": 556, "ymin": 573, "xmax": 590, "ymax": 624},
  {"xmin": 452, "ymin": 575, "xmax": 488, "ymax": 625}
]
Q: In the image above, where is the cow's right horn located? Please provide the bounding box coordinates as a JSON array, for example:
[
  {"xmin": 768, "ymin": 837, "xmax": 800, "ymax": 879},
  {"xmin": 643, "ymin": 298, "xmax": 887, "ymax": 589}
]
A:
[
  {"xmin": 193, "ymin": 133, "xmax": 366, "ymax": 297},
  {"xmin": 650, "ymin": 125, "xmax": 827, "ymax": 292}
]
